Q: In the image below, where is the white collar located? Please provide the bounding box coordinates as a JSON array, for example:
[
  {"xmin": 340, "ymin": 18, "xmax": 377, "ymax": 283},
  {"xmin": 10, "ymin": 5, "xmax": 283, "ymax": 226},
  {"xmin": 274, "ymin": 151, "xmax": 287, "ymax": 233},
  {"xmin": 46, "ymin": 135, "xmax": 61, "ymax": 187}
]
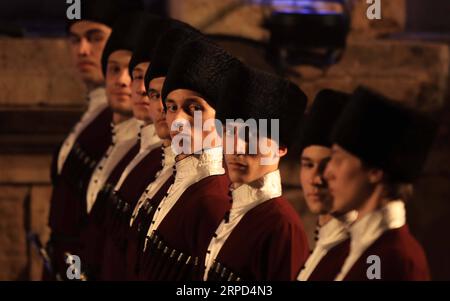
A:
[
  {"xmin": 112, "ymin": 118, "xmax": 141, "ymax": 144},
  {"xmin": 174, "ymin": 147, "xmax": 225, "ymax": 180},
  {"xmin": 297, "ymin": 212, "xmax": 355, "ymax": 281},
  {"xmin": 316, "ymin": 211, "xmax": 357, "ymax": 249},
  {"xmin": 203, "ymin": 170, "xmax": 281, "ymax": 280},
  {"xmin": 87, "ymin": 87, "xmax": 107, "ymax": 111},
  {"xmin": 139, "ymin": 123, "xmax": 161, "ymax": 151},
  {"xmin": 335, "ymin": 200, "xmax": 406, "ymax": 281},
  {"xmin": 174, "ymin": 155, "xmax": 200, "ymax": 180},
  {"xmin": 162, "ymin": 144, "xmax": 176, "ymax": 168},
  {"xmin": 145, "ymin": 147, "xmax": 225, "ymax": 240},
  {"xmin": 230, "ymin": 170, "xmax": 282, "ymax": 218},
  {"xmin": 349, "ymin": 200, "xmax": 406, "ymax": 247},
  {"xmin": 198, "ymin": 147, "xmax": 225, "ymax": 176}
]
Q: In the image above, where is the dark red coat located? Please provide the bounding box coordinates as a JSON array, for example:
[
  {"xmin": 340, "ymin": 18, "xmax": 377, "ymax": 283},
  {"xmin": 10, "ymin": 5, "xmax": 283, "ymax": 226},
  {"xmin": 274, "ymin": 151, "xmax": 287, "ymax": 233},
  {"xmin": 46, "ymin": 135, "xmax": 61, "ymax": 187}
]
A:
[
  {"xmin": 79, "ymin": 142, "xmax": 139, "ymax": 280},
  {"xmin": 124, "ymin": 175, "xmax": 175, "ymax": 280},
  {"xmin": 138, "ymin": 175, "xmax": 231, "ymax": 281},
  {"xmin": 46, "ymin": 107, "xmax": 113, "ymax": 280},
  {"xmin": 206, "ymin": 197, "xmax": 309, "ymax": 281},
  {"xmin": 343, "ymin": 225, "xmax": 430, "ymax": 281},
  {"xmin": 307, "ymin": 239, "xmax": 350, "ymax": 281},
  {"xmin": 100, "ymin": 146, "xmax": 164, "ymax": 280}
]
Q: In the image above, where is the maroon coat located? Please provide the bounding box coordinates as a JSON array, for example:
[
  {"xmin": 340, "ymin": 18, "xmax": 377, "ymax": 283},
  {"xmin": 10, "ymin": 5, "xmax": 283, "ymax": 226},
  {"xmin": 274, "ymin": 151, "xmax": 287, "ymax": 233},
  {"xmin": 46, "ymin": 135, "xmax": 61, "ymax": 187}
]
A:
[
  {"xmin": 100, "ymin": 146, "xmax": 164, "ymax": 280},
  {"xmin": 138, "ymin": 175, "xmax": 231, "ymax": 281},
  {"xmin": 307, "ymin": 239, "xmax": 350, "ymax": 281},
  {"xmin": 125, "ymin": 175, "xmax": 175, "ymax": 280},
  {"xmin": 206, "ymin": 197, "xmax": 309, "ymax": 281},
  {"xmin": 343, "ymin": 225, "xmax": 430, "ymax": 281},
  {"xmin": 46, "ymin": 107, "xmax": 113, "ymax": 280},
  {"xmin": 79, "ymin": 142, "xmax": 139, "ymax": 280}
]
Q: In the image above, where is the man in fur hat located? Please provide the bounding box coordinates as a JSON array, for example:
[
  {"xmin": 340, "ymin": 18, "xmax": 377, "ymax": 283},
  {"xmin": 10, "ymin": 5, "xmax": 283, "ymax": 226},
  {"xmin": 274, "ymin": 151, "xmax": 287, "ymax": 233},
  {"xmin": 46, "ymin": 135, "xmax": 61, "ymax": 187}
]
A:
[
  {"xmin": 203, "ymin": 64, "xmax": 310, "ymax": 281},
  {"xmin": 324, "ymin": 87, "xmax": 437, "ymax": 281},
  {"xmin": 124, "ymin": 24, "xmax": 203, "ymax": 281},
  {"xmin": 46, "ymin": 0, "xmax": 143, "ymax": 281},
  {"xmin": 79, "ymin": 12, "xmax": 166, "ymax": 280},
  {"xmin": 296, "ymin": 89, "xmax": 357, "ymax": 281},
  {"xmin": 138, "ymin": 39, "xmax": 238, "ymax": 281}
]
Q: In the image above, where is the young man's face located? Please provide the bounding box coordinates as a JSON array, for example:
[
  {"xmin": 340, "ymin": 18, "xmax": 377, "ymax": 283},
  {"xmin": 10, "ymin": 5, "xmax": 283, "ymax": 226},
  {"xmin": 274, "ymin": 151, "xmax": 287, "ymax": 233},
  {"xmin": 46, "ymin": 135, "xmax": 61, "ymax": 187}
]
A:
[
  {"xmin": 131, "ymin": 62, "xmax": 152, "ymax": 123},
  {"xmin": 324, "ymin": 145, "xmax": 375, "ymax": 216},
  {"xmin": 224, "ymin": 129, "xmax": 286, "ymax": 185},
  {"xmin": 105, "ymin": 50, "xmax": 133, "ymax": 118},
  {"xmin": 300, "ymin": 145, "xmax": 333, "ymax": 215},
  {"xmin": 68, "ymin": 20, "xmax": 112, "ymax": 86},
  {"xmin": 136, "ymin": 72, "xmax": 170, "ymax": 139},
  {"xmin": 165, "ymin": 89, "xmax": 217, "ymax": 154}
]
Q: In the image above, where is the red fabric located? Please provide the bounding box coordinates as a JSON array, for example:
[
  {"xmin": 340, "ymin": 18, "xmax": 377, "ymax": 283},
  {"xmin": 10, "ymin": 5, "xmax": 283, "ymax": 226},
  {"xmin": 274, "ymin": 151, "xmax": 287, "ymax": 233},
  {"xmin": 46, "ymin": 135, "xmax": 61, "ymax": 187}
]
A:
[
  {"xmin": 343, "ymin": 225, "xmax": 430, "ymax": 281},
  {"xmin": 307, "ymin": 239, "xmax": 350, "ymax": 281},
  {"xmin": 125, "ymin": 175, "xmax": 175, "ymax": 280},
  {"xmin": 79, "ymin": 142, "xmax": 139, "ymax": 280},
  {"xmin": 46, "ymin": 107, "xmax": 112, "ymax": 280},
  {"xmin": 207, "ymin": 197, "xmax": 309, "ymax": 281},
  {"xmin": 100, "ymin": 147, "xmax": 164, "ymax": 281},
  {"xmin": 139, "ymin": 175, "xmax": 232, "ymax": 281}
]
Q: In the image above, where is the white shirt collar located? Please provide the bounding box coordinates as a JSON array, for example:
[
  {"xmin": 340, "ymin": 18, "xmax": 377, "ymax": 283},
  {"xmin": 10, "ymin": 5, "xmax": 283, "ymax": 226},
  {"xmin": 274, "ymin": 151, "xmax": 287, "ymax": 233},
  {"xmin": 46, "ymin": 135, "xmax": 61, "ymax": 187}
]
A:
[
  {"xmin": 316, "ymin": 211, "xmax": 357, "ymax": 249},
  {"xmin": 174, "ymin": 147, "xmax": 225, "ymax": 180},
  {"xmin": 349, "ymin": 200, "xmax": 406, "ymax": 248},
  {"xmin": 162, "ymin": 144, "xmax": 176, "ymax": 168},
  {"xmin": 335, "ymin": 200, "xmax": 406, "ymax": 281},
  {"xmin": 112, "ymin": 118, "xmax": 141, "ymax": 144},
  {"xmin": 230, "ymin": 169, "xmax": 282, "ymax": 218},
  {"xmin": 203, "ymin": 169, "xmax": 282, "ymax": 280},
  {"xmin": 297, "ymin": 211, "xmax": 357, "ymax": 281},
  {"xmin": 146, "ymin": 147, "xmax": 225, "ymax": 241},
  {"xmin": 87, "ymin": 87, "xmax": 107, "ymax": 111},
  {"xmin": 139, "ymin": 123, "xmax": 161, "ymax": 151}
]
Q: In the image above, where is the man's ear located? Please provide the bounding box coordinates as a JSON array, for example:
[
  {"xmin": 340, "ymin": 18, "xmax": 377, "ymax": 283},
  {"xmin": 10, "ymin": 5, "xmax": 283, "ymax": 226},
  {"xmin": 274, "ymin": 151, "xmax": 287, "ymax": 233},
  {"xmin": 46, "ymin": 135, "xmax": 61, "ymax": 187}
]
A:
[
  {"xmin": 278, "ymin": 146, "xmax": 288, "ymax": 158},
  {"xmin": 368, "ymin": 168, "xmax": 384, "ymax": 184}
]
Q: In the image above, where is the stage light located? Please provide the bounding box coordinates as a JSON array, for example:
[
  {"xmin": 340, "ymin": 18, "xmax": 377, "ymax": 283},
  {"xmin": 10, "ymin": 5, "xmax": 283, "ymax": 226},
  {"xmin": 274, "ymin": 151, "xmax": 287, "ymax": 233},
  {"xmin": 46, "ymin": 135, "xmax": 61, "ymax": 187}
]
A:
[{"xmin": 260, "ymin": 0, "xmax": 351, "ymax": 70}]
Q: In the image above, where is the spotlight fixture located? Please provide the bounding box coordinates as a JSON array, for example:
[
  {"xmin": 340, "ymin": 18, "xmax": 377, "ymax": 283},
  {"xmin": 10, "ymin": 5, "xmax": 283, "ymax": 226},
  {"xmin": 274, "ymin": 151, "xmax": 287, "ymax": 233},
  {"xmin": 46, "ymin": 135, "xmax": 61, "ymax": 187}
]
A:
[{"xmin": 261, "ymin": 0, "xmax": 351, "ymax": 70}]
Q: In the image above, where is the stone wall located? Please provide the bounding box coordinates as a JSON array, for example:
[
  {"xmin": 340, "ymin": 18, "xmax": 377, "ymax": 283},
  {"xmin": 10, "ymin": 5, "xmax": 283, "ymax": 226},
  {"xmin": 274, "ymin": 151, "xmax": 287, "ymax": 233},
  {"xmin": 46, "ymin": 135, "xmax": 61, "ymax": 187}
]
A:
[
  {"xmin": 0, "ymin": 38, "xmax": 85, "ymax": 108},
  {"xmin": 0, "ymin": 155, "xmax": 52, "ymax": 280}
]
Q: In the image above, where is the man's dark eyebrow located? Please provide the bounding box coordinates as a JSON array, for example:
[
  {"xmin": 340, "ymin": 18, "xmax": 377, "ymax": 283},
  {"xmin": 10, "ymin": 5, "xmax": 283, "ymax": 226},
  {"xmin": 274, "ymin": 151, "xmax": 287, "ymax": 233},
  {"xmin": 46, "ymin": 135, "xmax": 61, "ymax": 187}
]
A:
[
  {"xmin": 147, "ymin": 88, "xmax": 160, "ymax": 94},
  {"xmin": 85, "ymin": 29, "xmax": 105, "ymax": 36},
  {"xmin": 301, "ymin": 156, "xmax": 312, "ymax": 161},
  {"xmin": 184, "ymin": 97, "xmax": 203, "ymax": 104},
  {"xmin": 107, "ymin": 59, "xmax": 120, "ymax": 65},
  {"xmin": 133, "ymin": 66, "xmax": 144, "ymax": 73},
  {"xmin": 70, "ymin": 29, "xmax": 105, "ymax": 38}
]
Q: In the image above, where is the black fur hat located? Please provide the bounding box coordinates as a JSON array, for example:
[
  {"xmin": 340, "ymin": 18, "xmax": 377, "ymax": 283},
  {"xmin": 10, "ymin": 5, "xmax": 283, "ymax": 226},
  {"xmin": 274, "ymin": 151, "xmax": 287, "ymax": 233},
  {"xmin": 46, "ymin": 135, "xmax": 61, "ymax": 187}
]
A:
[
  {"xmin": 144, "ymin": 23, "xmax": 203, "ymax": 92},
  {"xmin": 331, "ymin": 86, "xmax": 438, "ymax": 182},
  {"xmin": 67, "ymin": 0, "xmax": 144, "ymax": 31},
  {"xmin": 298, "ymin": 89, "xmax": 351, "ymax": 152},
  {"xmin": 128, "ymin": 15, "xmax": 172, "ymax": 78},
  {"xmin": 161, "ymin": 39, "xmax": 240, "ymax": 109},
  {"xmin": 216, "ymin": 64, "xmax": 308, "ymax": 148},
  {"xmin": 101, "ymin": 12, "xmax": 153, "ymax": 76}
]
